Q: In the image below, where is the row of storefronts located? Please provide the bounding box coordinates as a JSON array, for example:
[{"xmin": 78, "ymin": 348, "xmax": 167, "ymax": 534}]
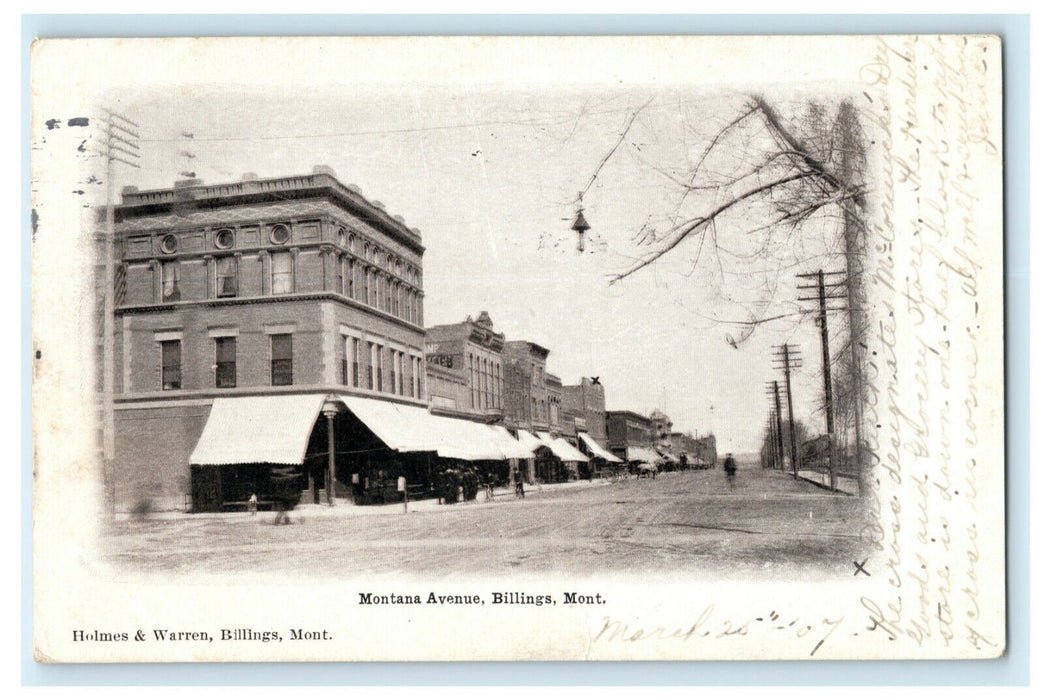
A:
[
  {"xmin": 184, "ymin": 392, "xmax": 621, "ymax": 511},
  {"xmin": 106, "ymin": 168, "xmax": 705, "ymax": 513}
]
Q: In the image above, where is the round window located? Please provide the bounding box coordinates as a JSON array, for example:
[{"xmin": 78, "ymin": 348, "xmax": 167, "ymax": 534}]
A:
[
  {"xmin": 215, "ymin": 229, "xmax": 235, "ymax": 250},
  {"xmin": 160, "ymin": 234, "xmax": 179, "ymax": 254},
  {"xmin": 270, "ymin": 224, "xmax": 290, "ymax": 245}
]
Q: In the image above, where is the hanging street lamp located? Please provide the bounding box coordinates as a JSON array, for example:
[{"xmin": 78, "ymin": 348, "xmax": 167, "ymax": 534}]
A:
[{"xmin": 571, "ymin": 206, "xmax": 591, "ymax": 253}]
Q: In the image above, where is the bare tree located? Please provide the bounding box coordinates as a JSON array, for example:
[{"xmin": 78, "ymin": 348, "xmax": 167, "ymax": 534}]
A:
[
  {"xmin": 584, "ymin": 96, "xmax": 868, "ymax": 342},
  {"xmin": 576, "ymin": 94, "xmax": 871, "ymax": 489}
]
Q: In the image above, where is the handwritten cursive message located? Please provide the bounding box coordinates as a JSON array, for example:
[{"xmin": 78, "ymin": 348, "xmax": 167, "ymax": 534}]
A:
[{"xmin": 857, "ymin": 34, "xmax": 1003, "ymax": 656}]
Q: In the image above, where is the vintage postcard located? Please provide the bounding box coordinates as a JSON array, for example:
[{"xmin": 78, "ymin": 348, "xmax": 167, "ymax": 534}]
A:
[{"xmin": 30, "ymin": 35, "xmax": 1004, "ymax": 662}]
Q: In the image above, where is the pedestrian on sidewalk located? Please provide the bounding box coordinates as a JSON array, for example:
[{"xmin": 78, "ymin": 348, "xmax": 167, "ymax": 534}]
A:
[
  {"xmin": 514, "ymin": 470, "xmax": 525, "ymax": 499},
  {"xmin": 723, "ymin": 453, "xmax": 737, "ymax": 489}
]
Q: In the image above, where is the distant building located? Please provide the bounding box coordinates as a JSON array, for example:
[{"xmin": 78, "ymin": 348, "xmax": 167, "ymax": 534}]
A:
[
  {"xmin": 502, "ymin": 340, "xmax": 552, "ymax": 434},
  {"xmin": 665, "ymin": 431, "xmax": 697, "ymax": 455},
  {"xmin": 605, "ymin": 410, "xmax": 656, "ymax": 463},
  {"xmin": 562, "ymin": 377, "xmax": 608, "ymax": 446},
  {"xmin": 424, "ymin": 311, "xmax": 505, "ymax": 422},
  {"xmin": 693, "ymin": 434, "xmax": 718, "ymax": 467},
  {"xmin": 648, "ymin": 409, "xmax": 673, "ymax": 445}
]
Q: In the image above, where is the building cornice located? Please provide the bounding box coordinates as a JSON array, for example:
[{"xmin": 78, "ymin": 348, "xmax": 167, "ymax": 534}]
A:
[{"xmin": 117, "ymin": 173, "xmax": 425, "ymax": 255}]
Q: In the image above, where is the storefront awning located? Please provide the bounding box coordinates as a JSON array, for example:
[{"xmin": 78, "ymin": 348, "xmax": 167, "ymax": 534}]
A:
[
  {"xmin": 625, "ymin": 446, "xmax": 661, "ymax": 464},
  {"xmin": 536, "ymin": 432, "xmax": 590, "ymax": 462},
  {"xmin": 656, "ymin": 448, "xmax": 680, "ymax": 463},
  {"xmin": 190, "ymin": 394, "xmax": 327, "ymax": 466},
  {"xmin": 490, "ymin": 426, "xmax": 536, "ymax": 460},
  {"xmin": 338, "ymin": 395, "xmax": 442, "ymax": 454},
  {"xmin": 577, "ymin": 432, "xmax": 623, "ymax": 463},
  {"xmin": 427, "ymin": 414, "xmax": 505, "ymax": 461},
  {"xmin": 515, "ymin": 429, "xmax": 546, "ymax": 454},
  {"xmin": 339, "ymin": 395, "xmax": 527, "ymax": 461}
]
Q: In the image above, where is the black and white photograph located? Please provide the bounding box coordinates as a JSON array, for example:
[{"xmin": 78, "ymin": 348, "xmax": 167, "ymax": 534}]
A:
[{"xmin": 30, "ymin": 35, "xmax": 1005, "ymax": 662}]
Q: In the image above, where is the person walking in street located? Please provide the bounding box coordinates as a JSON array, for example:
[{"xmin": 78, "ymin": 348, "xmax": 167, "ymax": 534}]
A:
[
  {"xmin": 514, "ymin": 469, "xmax": 525, "ymax": 499},
  {"xmin": 723, "ymin": 453, "xmax": 737, "ymax": 489}
]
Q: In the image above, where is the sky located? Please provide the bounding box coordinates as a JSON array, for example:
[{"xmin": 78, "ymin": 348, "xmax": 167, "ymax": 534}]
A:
[{"xmin": 104, "ymin": 81, "xmax": 858, "ymax": 454}]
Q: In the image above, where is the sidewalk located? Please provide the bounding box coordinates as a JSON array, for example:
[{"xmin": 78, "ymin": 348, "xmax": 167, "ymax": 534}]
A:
[
  {"xmin": 126, "ymin": 476, "xmax": 615, "ymax": 521},
  {"xmin": 796, "ymin": 469, "xmax": 859, "ymax": 495}
]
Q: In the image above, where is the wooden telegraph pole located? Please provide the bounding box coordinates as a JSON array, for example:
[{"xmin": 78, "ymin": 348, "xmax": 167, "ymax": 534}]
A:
[
  {"xmin": 772, "ymin": 344, "xmax": 802, "ymax": 478},
  {"xmin": 764, "ymin": 381, "xmax": 785, "ymax": 471},
  {"xmin": 772, "ymin": 381, "xmax": 786, "ymax": 472},
  {"xmin": 98, "ymin": 110, "xmax": 140, "ymax": 514},
  {"xmin": 797, "ymin": 270, "xmax": 848, "ymax": 491}
]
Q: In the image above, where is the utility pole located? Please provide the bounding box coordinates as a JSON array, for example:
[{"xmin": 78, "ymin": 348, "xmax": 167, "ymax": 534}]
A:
[
  {"xmin": 772, "ymin": 381, "xmax": 785, "ymax": 472},
  {"xmin": 773, "ymin": 343, "xmax": 802, "ymax": 478},
  {"xmin": 761, "ymin": 388, "xmax": 775, "ymax": 470},
  {"xmin": 764, "ymin": 413, "xmax": 777, "ymax": 470},
  {"xmin": 763, "ymin": 381, "xmax": 785, "ymax": 471},
  {"xmin": 798, "ymin": 269, "xmax": 847, "ymax": 491},
  {"xmin": 98, "ymin": 110, "xmax": 140, "ymax": 514}
]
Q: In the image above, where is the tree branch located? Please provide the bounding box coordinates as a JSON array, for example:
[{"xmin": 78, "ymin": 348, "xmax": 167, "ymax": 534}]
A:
[
  {"xmin": 610, "ymin": 171, "xmax": 818, "ymax": 283},
  {"xmin": 579, "ymin": 98, "xmax": 653, "ymax": 200}
]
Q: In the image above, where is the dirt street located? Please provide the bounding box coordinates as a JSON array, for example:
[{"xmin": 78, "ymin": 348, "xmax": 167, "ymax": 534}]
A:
[{"xmin": 101, "ymin": 468, "xmax": 869, "ymax": 579}]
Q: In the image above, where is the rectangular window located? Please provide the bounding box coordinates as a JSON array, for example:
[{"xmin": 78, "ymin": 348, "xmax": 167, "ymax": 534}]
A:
[
  {"xmin": 368, "ymin": 342, "xmax": 376, "ymax": 390},
  {"xmin": 160, "ymin": 340, "xmax": 181, "ymax": 390},
  {"xmin": 340, "ymin": 335, "xmax": 349, "ymax": 385},
  {"xmin": 494, "ymin": 365, "xmax": 501, "ymax": 408},
  {"xmin": 215, "ymin": 337, "xmax": 236, "ymax": 388},
  {"xmin": 161, "ymin": 261, "xmax": 181, "ymax": 302},
  {"xmin": 398, "ymin": 353, "xmax": 405, "ymax": 395},
  {"xmin": 271, "ymin": 252, "xmax": 292, "ymax": 295},
  {"xmin": 376, "ymin": 345, "xmax": 384, "ymax": 392},
  {"xmin": 390, "ymin": 351, "xmax": 397, "ymax": 395},
  {"xmin": 216, "ymin": 256, "xmax": 238, "ymax": 298},
  {"xmin": 347, "ymin": 260, "xmax": 355, "ymax": 299},
  {"xmin": 351, "ymin": 337, "xmax": 360, "ymax": 388},
  {"xmin": 336, "ymin": 255, "xmax": 344, "ymax": 296},
  {"xmin": 270, "ymin": 333, "xmax": 293, "ymax": 386}
]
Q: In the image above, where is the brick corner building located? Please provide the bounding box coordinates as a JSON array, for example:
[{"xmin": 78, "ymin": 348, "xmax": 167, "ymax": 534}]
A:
[{"xmin": 111, "ymin": 168, "xmax": 427, "ymax": 510}]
